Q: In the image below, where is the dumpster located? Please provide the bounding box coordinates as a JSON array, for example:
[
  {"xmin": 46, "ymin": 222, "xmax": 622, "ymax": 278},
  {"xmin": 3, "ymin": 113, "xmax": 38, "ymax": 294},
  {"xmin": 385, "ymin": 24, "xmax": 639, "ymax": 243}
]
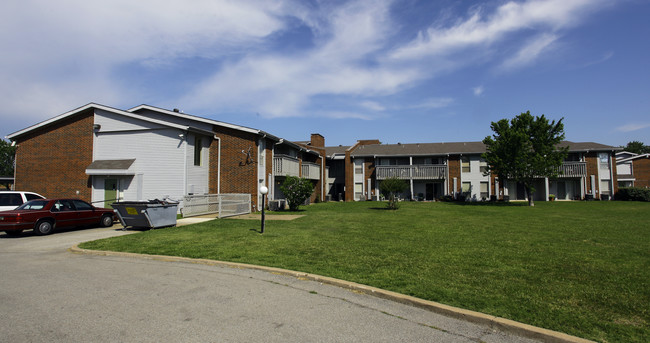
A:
[{"xmin": 111, "ymin": 199, "xmax": 178, "ymax": 229}]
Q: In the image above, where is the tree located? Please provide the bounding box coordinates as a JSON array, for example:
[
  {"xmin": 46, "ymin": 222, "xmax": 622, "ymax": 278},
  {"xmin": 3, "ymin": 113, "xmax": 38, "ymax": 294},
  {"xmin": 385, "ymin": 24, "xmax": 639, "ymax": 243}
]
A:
[
  {"xmin": 0, "ymin": 139, "xmax": 16, "ymax": 177},
  {"xmin": 379, "ymin": 177, "xmax": 408, "ymax": 210},
  {"xmin": 279, "ymin": 176, "xmax": 313, "ymax": 211},
  {"xmin": 482, "ymin": 111, "xmax": 568, "ymax": 207},
  {"xmin": 622, "ymin": 141, "xmax": 650, "ymax": 154}
]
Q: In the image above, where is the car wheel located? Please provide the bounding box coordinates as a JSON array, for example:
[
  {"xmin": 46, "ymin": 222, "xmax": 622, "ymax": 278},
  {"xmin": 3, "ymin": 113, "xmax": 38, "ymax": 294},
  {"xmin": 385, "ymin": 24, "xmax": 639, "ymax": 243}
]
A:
[
  {"xmin": 100, "ymin": 214, "xmax": 114, "ymax": 227},
  {"xmin": 34, "ymin": 220, "xmax": 54, "ymax": 235},
  {"xmin": 4, "ymin": 230, "xmax": 23, "ymax": 237}
]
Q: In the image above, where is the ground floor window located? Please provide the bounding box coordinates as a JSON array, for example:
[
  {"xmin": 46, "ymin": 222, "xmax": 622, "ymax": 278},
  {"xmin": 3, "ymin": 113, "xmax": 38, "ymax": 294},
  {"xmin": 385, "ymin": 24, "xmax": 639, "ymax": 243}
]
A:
[
  {"xmin": 480, "ymin": 181, "xmax": 489, "ymax": 200},
  {"xmin": 618, "ymin": 181, "xmax": 634, "ymax": 188}
]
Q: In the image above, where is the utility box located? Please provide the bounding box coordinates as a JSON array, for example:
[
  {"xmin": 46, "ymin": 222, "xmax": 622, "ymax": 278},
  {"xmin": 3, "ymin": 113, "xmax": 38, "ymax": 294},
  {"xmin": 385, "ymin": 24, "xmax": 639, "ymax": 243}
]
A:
[{"xmin": 111, "ymin": 200, "xmax": 178, "ymax": 229}]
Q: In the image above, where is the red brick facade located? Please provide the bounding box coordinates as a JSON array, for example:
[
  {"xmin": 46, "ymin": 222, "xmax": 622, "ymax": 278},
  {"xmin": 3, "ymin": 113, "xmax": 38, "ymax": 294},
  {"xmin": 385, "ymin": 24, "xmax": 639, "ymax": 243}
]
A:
[
  {"xmin": 632, "ymin": 156, "xmax": 650, "ymax": 188},
  {"xmin": 14, "ymin": 110, "xmax": 94, "ymax": 201},
  {"xmin": 447, "ymin": 156, "xmax": 461, "ymax": 195},
  {"xmin": 209, "ymin": 125, "xmax": 260, "ymax": 207}
]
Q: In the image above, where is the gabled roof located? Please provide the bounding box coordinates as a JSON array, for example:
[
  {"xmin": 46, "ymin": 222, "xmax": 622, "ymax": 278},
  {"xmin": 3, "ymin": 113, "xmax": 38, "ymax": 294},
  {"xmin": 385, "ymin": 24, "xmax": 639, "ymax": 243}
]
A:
[
  {"xmin": 350, "ymin": 141, "xmax": 486, "ymax": 157},
  {"xmin": 128, "ymin": 104, "xmax": 274, "ymax": 138},
  {"xmin": 325, "ymin": 145, "xmax": 350, "ymax": 157},
  {"xmin": 335, "ymin": 140, "xmax": 620, "ymax": 158},
  {"xmin": 617, "ymin": 153, "xmax": 650, "ymax": 163}
]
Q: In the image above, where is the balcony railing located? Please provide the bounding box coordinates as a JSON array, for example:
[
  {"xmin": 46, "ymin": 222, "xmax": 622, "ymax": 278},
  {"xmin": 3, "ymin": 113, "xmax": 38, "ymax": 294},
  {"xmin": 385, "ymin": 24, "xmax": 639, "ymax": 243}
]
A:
[
  {"xmin": 557, "ymin": 162, "xmax": 586, "ymax": 178},
  {"xmin": 273, "ymin": 155, "xmax": 300, "ymax": 177},
  {"xmin": 301, "ymin": 162, "xmax": 321, "ymax": 180},
  {"xmin": 376, "ymin": 165, "xmax": 447, "ymax": 180}
]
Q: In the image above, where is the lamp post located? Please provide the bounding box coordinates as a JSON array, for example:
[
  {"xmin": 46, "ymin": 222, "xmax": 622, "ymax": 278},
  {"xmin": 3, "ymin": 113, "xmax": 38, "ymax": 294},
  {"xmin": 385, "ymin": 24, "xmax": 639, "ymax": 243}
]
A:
[{"xmin": 260, "ymin": 186, "xmax": 268, "ymax": 234}]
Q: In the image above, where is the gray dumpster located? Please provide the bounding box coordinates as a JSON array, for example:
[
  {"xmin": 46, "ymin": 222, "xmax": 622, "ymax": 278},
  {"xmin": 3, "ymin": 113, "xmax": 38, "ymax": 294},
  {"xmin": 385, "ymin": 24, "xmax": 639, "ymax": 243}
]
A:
[{"xmin": 111, "ymin": 200, "xmax": 178, "ymax": 229}]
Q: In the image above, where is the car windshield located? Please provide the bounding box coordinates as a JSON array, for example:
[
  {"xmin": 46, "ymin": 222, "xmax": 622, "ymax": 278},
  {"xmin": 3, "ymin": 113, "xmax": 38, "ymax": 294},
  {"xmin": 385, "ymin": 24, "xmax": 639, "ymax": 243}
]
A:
[{"xmin": 16, "ymin": 200, "xmax": 49, "ymax": 210}]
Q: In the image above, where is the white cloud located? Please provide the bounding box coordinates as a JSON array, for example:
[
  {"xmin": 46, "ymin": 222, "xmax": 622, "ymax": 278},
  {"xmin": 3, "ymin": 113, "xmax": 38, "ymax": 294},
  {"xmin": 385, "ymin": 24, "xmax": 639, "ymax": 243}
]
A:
[
  {"xmin": 499, "ymin": 33, "xmax": 558, "ymax": 70},
  {"xmin": 616, "ymin": 123, "xmax": 650, "ymax": 132},
  {"xmin": 360, "ymin": 101, "xmax": 386, "ymax": 111},
  {"xmin": 473, "ymin": 86, "xmax": 484, "ymax": 96},
  {"xmin": 390, "ymin": 0, "xmax": 606, "ymax": 61}
]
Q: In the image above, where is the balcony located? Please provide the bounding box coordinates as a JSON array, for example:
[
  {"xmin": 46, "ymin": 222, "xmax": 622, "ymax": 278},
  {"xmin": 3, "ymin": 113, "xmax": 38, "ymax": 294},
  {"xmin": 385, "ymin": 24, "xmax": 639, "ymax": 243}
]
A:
[
  {"xmin": 376, "ymin": 165, "xmax": 447, "ymax": 180},
  {"xmin": 273, "ymin": 155, "xmax": 300, "ymax": 177},
  {"xmin": 301, "ymin": 162, "xmax": 321, "ymax": 180},
  {"xmin": 557, "ymin": 162, "xmax": 586, "ymax": 178}
]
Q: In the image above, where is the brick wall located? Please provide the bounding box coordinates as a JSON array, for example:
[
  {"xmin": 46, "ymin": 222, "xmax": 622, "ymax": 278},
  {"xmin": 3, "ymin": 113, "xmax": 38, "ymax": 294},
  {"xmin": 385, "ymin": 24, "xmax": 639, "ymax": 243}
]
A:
[
  {"xmin": 633, "ymin": 156, "xmax": 650, "ymax": 188},
  {"xmin": 14, "ymin": 110, "xmax": 94, "ymax": 201},
  {"xmin": 448, "ymin": 156, "xmax": 460, "ymax": 194},
  {"xmin": 364, "ymin": 157, "xmax": 375, "ymax": 199},
  {"xmin": 209, "ymin": 126, "xmax": 259, "ymax": 207},
  {"xmin": 584, "ymin": 152, "xmax": 599, "ymax": 196}
]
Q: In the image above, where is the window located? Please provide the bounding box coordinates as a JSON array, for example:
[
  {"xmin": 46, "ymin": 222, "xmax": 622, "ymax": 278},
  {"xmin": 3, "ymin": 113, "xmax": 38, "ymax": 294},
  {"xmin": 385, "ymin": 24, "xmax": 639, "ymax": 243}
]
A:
[
  {"xmin": 25, "ymin": 193, "xmax": 44, "ymax": 201},
  {"xmin": 480, "ymin": 182, "xmax": 489, "ymax": 200},
  {"xmin": 72, "ymin": 200, "xmax": 93, "ymax": 211},
  {"xmin": 194, "ymin": 137, "xmax": 202, "ymax": 166},
  {"xmin": 600, "ymin": 180, "xmax": 611, "ymax": 195},
  {"xmin": 461, "ymin": 156, "xmax": 470, "ymax": 173},
  {"xmin": 479, "ymin": 160, "xmax": 488, "ymax": 174},
  {"xmin": 0, "ymin": 193, "xmax": 22, "ymax": 207},
  {"xmin": 355, "ymin": 183, "xmax": 363, "ymax": 200},
  {"xmin": 461, "ymin": 182, "xmax": 471, "ymax": 195}
]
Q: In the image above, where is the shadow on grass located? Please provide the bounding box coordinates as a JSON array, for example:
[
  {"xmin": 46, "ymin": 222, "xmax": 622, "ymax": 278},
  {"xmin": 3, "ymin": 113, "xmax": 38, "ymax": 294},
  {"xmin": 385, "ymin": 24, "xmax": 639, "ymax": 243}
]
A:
[
  {"xmin": 444, "ymin": 201, "xmax": 529, "ymax": 207},
  {"xmin": 370, "ymin": 207, "xmax": 398, "ymax": 211}
]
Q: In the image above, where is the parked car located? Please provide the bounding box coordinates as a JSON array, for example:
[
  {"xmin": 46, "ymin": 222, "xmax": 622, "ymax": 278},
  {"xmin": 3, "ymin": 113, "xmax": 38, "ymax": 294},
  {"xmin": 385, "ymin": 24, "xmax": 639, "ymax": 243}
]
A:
[
  {"xmin": 0, "ymin": 199, "xmax": 115, "ymax": 236},
  {"xmin": 0, "ymin": 191, "xmax": 45, "ymax": 212}
]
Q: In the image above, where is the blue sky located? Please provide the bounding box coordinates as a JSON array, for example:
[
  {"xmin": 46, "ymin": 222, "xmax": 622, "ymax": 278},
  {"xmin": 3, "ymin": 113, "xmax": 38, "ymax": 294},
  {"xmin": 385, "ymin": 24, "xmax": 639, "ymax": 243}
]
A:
[{"xmin": 2, "ymin": 0, "xmax": 648, "ymax": 147}]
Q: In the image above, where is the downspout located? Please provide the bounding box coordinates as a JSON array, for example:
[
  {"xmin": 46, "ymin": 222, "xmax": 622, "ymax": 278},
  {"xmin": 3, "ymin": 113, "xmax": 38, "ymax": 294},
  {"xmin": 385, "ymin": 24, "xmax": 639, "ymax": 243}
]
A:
[
  {"xmin": 12, "ymin": 140, "xmax": 17, "ymax": 191},
  {"xmin": 182, "ymin": 132, "xmax": 188, "ymax": 196},
  {"xmin": 609, "ymin": 150, "xmax": 615, "ymax": 200},
  {"xmin": 214, "ymin": 136, "xmax": 221, "ymax": 194}
]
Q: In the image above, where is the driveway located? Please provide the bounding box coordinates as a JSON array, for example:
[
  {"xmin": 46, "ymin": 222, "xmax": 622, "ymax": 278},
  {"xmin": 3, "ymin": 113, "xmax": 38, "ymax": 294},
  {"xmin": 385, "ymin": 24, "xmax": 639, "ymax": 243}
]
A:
[{"xmin": 0, "ymin": 227, "xmax": 549, "ymax": 343}]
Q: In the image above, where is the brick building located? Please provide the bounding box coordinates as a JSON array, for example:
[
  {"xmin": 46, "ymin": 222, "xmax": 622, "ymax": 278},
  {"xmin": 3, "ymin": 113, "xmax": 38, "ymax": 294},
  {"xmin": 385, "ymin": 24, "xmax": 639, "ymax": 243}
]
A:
[
  {"xmin": 6, "ymin": 103, "xmax": 324, "ymax": 212},
  {"xmin": 325, "ymin": 140, "xmax": 620, "ymax": 202},
  {"xmin": 616, "ymin": 152, "xmax": 650, "ymax": 188}
]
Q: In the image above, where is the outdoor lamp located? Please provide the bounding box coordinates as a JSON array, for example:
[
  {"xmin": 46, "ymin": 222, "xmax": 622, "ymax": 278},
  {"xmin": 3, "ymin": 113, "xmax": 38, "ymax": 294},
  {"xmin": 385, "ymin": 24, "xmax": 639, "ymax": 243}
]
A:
[{"xmin": 260, "ymin": 186, "xmax": 268, "ymax": 234}]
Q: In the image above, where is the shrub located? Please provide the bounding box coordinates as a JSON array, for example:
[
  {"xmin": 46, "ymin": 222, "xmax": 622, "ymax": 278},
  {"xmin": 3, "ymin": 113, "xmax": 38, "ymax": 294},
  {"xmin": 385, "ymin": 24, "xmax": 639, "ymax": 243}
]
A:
[
  {"xmin": 616, "ymin": 187, "xmax": 650, "ymax": 202},
  {"xmin": 280, "ymin": 176, "xmax": 314, "ymax": 211},
  {"xmin": 379, "ymin": 177, "xmax": 408, "ymax": 210}
]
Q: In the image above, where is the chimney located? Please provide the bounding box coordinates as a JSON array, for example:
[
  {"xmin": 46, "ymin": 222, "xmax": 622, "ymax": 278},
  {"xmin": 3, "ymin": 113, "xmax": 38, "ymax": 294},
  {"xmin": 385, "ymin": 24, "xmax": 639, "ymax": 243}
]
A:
[{"xmin": 310, "ymin": 133, "xmax": 325, "ymax": 147}]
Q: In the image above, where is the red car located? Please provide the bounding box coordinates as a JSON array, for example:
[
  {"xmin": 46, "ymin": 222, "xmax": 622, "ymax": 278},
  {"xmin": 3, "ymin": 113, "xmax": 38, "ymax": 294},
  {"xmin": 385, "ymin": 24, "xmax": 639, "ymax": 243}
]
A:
[{"xmin": 0, "ymin": 199, "xmax": 115, "ymax": 236}]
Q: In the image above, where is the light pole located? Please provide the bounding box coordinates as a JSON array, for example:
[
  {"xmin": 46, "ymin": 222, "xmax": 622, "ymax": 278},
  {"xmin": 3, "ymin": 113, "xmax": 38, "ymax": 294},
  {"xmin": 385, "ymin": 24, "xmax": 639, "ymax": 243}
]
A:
[{"xmin": 260, "ymin": 186, "xmax": 268, "ymax": 234}]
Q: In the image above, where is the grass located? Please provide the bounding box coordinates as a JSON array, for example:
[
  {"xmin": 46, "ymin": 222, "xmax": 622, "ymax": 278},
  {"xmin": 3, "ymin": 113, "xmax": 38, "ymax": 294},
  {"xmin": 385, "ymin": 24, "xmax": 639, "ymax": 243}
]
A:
[{"xmin": 80, "ymin": 201, "xmax": 650, "ymax": 342}]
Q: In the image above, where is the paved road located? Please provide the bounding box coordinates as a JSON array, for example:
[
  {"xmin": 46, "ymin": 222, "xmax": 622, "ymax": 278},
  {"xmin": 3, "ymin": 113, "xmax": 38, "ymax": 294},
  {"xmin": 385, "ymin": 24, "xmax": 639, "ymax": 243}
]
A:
[{"xmin": 0, "ymin": 227, "xmax": 543, "ymax": 343}]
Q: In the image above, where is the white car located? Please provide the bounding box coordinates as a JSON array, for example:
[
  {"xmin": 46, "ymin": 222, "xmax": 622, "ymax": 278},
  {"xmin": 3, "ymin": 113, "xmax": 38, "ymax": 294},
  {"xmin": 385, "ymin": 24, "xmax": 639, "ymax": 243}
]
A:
[{"xmin": 0, "ymin": 191, "xmax": 46, "ymax": 212}]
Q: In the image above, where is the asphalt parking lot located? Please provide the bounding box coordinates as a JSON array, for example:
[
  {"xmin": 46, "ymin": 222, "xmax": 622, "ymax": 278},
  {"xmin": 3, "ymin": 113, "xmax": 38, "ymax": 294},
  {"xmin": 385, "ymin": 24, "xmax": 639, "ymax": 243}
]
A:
[{"xmin": 0, "ymin": 226, "xmax": 546, "ymax": 342}]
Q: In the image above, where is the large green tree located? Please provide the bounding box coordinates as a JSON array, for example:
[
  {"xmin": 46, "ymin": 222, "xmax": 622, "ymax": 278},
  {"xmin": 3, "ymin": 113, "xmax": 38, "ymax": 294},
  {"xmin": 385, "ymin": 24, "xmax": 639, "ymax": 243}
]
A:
[
  {"xmin": 0, "ymin": 139, "xmax": 16, "ymax": 177},
  {"xmin": 482, "ymin": 111, "xmax": 568, "ymax": 207},
  {"xmin": 622, "ymin": 141, "xmax": 650, "ymax": 154}
]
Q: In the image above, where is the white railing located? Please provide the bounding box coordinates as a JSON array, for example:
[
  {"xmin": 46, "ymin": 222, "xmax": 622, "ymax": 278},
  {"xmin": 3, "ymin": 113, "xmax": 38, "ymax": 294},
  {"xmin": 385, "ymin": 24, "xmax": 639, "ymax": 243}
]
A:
[
  {"xmin": 376, "ymin": 165, "xmax": 447, "ymax": 180},
  {"xmin": 301, "ymin": 162, "xmax": 321, "ymax": 180},
  {"xmin": 182, "ymin": 194, "xmax": 251, "ymax": 218},
  {"xmin": 557, "ymin": 162, "xmax": 586, "ymax": 178},
  {"xmin": 273, "ymin": 155, "xmax": 300, "ymax": 177}
]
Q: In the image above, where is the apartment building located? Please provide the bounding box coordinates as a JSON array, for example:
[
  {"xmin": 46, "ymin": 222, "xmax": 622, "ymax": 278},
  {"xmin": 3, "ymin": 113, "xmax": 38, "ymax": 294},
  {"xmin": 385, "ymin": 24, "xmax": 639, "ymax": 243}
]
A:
[
  {"xmin": 325, "ymin": 140, "xmax": 620, "ymax": 202},
  {"xmin": 6, "ymin": 103, "xmax": 324, "ymax": 212}
]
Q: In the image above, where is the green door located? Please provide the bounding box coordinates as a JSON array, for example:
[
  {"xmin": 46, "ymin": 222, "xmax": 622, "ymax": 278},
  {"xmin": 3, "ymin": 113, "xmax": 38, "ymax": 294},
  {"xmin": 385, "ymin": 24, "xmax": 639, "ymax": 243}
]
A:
[{"xmin": 104, "ymin": 179, "xmax": 117, "ymax": 209}]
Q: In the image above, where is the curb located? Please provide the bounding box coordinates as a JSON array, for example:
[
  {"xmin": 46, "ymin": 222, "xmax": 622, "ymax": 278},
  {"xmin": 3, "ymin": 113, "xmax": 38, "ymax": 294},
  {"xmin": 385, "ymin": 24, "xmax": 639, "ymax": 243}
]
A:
[{"xmin": 69, "ymin": 245, "xmax": 594, "ymax": 343}]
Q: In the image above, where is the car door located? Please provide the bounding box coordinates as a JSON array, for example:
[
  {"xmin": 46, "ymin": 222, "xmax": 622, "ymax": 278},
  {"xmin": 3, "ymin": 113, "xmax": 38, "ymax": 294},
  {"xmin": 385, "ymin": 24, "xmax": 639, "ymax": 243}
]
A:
[
  {"xmin": 51, "ymin": 200, "xmax": 78, "ymax": 228},
  {"xmin": 72, "ymin": 200, "xmax": 96, "ymax": 225}
]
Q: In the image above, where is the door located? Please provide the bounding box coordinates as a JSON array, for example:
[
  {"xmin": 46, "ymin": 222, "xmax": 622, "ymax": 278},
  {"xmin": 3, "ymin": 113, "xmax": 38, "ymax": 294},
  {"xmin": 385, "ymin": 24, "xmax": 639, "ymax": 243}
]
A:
[
  {"xmin": 104, "ymin": 179, "xmax": 117, "ymax": 209},
  {"xmin": 557, "ymin": 181, "xmax": 566, "ymax": 200},
  {"xmin": 425, "ymin": 183, "xmax": 434, "ymax": 201}
]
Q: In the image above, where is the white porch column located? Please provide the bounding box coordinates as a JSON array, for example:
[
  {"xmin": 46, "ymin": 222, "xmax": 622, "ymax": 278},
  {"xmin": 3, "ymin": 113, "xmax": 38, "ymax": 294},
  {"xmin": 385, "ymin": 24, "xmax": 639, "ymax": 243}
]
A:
[
  {"xmin": 544, "ymin": 177, "xmax": 549, "ymax": 201},
  {"xmin": 409, "ymin": 156, "xmax": 414, "ymax": 200},
  {"xmin": 453, "ymin": 177, "xmax": 458, "ymax": 199}
]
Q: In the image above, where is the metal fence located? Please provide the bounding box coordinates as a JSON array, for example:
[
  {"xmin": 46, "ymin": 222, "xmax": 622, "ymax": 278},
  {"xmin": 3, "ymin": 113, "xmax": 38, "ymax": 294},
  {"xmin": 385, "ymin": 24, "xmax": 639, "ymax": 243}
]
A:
[{"xmin": 182, "ymin": 194, "xmax": 251, "ymax": 218}]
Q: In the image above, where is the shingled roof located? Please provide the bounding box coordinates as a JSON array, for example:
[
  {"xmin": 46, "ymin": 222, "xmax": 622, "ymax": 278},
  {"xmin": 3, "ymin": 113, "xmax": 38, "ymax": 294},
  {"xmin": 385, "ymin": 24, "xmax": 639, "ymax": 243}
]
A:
[{"xmin": 327, "ymin": 141, "xmax": 619, "ymax": 158}]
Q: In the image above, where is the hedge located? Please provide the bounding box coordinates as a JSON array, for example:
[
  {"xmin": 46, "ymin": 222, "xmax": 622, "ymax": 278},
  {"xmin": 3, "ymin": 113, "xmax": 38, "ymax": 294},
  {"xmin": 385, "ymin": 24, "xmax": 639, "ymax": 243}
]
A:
[{"xmin": 615, "ymin": 187, "xmax": 650, "ymax": 202}]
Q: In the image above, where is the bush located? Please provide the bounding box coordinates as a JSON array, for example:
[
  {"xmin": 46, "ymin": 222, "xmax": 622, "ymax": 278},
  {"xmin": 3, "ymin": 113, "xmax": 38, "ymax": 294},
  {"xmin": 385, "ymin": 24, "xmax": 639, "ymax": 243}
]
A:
[
  {"xmin": 280, "ymin": 176, "xmax": 314, "ymax": 211},
  {"xmin": 616, "ymin": 187, "xmax": 650, "ymax": 202},
  {"xmin": 379, "ymin": 177, "xmax": 408, "ymax": 210}
]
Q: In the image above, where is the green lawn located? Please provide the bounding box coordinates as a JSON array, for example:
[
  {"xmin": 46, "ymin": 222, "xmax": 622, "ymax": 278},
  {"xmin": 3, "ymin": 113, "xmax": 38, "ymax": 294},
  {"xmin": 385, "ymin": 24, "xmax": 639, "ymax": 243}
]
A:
[{"xmin": 80, "ymin": 201, "xmax": 650, "ymax": 342}]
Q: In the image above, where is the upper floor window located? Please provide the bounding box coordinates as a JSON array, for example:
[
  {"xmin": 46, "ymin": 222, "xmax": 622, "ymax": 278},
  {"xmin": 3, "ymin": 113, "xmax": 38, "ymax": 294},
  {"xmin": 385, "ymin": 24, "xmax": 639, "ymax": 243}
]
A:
[
  {"xmin": 479, "ymin": 160, "xmax": 488, "ymax": 174},
  {"xmin": 564, "ymin": 153, "xmax": 581, "ymax": 162},
  {"xmin": 194, "ymin": 137, "xmax": 202, "ymax": 166},
  {"xmin": 461, "ymin": 156, "xmax": 470, "ymax": 173}
]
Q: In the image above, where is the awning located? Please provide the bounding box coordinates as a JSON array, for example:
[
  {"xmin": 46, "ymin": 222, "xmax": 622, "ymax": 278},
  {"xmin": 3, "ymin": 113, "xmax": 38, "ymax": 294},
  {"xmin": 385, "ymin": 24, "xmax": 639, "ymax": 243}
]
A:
[{"xmin": 85, "ymin": 159, "xmax": 136, "ymax": 175}]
